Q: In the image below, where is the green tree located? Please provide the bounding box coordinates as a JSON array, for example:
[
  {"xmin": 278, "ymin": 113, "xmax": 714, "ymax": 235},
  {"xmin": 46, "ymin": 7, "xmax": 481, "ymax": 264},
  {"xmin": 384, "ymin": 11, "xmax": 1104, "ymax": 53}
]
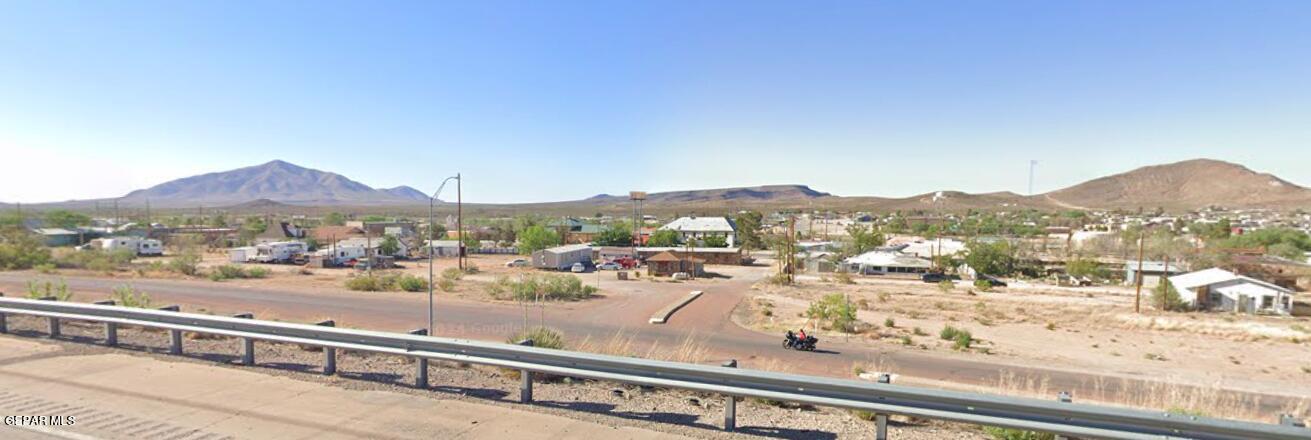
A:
[
  {"xmin": 1065, "ymin": 257, "xmax": 1106, "ymax": 279},
  {"xmin": 646, "ymin": 229, "xmax": 681, "ymax": 247},
  {"xmin": 806, "ymin": 293, "xmax": 860, "ymax": 333},
  {"xmin": 323, "ymin": 212, "xmax": 346, "ymax": 226},
  {"xmin": 516, "ymin": 225, "xmax": 560, "ymax": 254},
  {"xmin": 378, "ymin": 235, "xmax": 400, "ymax": 256},
  {"xmin": 1152, "ymin": 280, "xmax": 1187, "ymax": 312},
  {"xmin": 462, "ymin": 233, "xmax": 482, "ymax": 250},
  {"xmin": 361, "ymin": 215, "xmax": 388, "ymax": 222},
  {"xmin": 42, "ymin": 210, "xmax": 91, "ymax": 229},
  {"xmin": 592, "ymin": 225, "xmax": 634, "ymax": 247},
  {"xmin": 702, "ymin": 235, "xmax": 729, "ymax": 248},
  {"xmin": 734, "ymin": 211, "xmax": 764, "ymax": 250},
  {"xmin": 0, "ymin": 227, "xmax": 52, "ymax": 270},
  {"xmin": 844, "ymin": 224, "xmax": 885, "ymax": 256},
  {"xmin": 964, "ymin": 240, "xmax": 1016, "ymax": 276}
]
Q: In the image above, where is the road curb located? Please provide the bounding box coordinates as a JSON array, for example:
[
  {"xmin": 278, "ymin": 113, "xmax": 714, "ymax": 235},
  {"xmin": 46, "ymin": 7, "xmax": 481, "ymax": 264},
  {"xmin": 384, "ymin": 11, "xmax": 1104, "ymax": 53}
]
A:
[{"xmin": 649, "ymin": 291, "xmax": 704, "ymax": 324}]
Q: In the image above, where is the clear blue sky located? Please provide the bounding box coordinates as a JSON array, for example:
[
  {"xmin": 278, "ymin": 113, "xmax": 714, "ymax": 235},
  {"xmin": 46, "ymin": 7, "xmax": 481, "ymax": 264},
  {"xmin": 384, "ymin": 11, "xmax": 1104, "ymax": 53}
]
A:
[{"xmin": 2, "ymin": 1, "xmax": 1310, "ymax": 204}]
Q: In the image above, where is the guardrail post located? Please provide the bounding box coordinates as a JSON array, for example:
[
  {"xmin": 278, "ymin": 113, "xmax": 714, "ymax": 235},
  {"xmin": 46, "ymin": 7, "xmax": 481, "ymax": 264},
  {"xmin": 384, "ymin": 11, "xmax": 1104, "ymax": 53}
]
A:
[
  {"xmin": 722, "ymin": 359, "xmax": 737, "ymax": 432},
  {"xmin": 517, "ymin": 339, "xmax": 534, "ymax": 403},
  {"xmin": 38, "ymin": 296, "xmax": 60, "ymax": 338},
  {"xmin": 409, "ymin": 328, "xmax": 429, "ymax": 388},
  {"xmin": 94, "ymin": 300, "xmax": 116, "ymax": 346},
  {"xmin": 875, "ymin": 373, "xmax": 891, "ymax": 440},
  {"xmin": 317, "ymin": 320, "xmax": 336, "ymax": 375},
  {"xmin": 233, "ymin": 313, "xmax": 255, "ymax": 365},
  {"xmin": 159, "ymin": 305, "xmax": 182, "ymax": 355},
  {"xmin": 1281, "ymin": 414, "xmax": 1307, "ymax": 428},
  {"xmin": 0, "ymin": 292, "xmax": 7, "ymax": 334},
  {"xmin": 1055, "ymin": 391, "xmax": 1073, "ymax": 440}
]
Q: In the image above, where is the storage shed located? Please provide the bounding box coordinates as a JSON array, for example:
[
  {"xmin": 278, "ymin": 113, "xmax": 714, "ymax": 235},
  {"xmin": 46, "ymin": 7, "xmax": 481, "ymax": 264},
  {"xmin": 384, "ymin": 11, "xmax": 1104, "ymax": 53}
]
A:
[{"xmin": 532, "ymin": 244, "xmax": 594, "ymax": 271}]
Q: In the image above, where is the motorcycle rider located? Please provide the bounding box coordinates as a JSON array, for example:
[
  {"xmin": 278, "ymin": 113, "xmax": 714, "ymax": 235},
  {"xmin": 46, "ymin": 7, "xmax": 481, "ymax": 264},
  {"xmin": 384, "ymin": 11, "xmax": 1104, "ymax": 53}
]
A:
[{"xmin": 798, "ymin": 328, "xmax": 808, "ymax": 342}]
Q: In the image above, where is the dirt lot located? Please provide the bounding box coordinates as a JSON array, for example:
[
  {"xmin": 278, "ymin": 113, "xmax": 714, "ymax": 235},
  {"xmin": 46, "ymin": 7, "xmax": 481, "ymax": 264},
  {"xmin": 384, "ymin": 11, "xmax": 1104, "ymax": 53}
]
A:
[{"xmin": 745, "ymin": 274, "xmax": 1311, "ymax": 417}]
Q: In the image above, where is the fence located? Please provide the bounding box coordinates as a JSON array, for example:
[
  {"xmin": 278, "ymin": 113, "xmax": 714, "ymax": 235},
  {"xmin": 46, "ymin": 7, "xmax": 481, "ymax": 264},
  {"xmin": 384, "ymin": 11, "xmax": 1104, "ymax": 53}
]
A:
[{"xmin": 0, "ymin": 296, "xmax": 1305, "ymax": 440}]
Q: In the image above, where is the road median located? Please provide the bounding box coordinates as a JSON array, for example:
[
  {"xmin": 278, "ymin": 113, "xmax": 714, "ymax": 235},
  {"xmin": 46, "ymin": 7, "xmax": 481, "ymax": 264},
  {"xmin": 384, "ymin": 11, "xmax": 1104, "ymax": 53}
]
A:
[{"xmin": 649, "ymin": 290, "xmax": 704, "ymax": 324}]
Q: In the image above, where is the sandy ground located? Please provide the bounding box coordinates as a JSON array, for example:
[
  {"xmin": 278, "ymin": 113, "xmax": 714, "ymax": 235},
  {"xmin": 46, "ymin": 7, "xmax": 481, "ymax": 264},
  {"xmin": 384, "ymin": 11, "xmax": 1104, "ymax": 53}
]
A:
[{"xmin": 746, "ymin": 274, "xmax": 1311, "ymax": 415}]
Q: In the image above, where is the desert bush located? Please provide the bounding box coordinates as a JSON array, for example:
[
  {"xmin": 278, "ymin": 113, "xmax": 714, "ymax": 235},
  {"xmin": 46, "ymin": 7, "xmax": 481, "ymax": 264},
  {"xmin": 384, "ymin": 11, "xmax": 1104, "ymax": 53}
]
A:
[
  {"xmin": 940, "ymin": 325, "xmax": 974, "ymax": 350},
  {"xmin": 56, "ymin": 249, "xmax": 134, "ymax": 272},
  {"xmin": 884, "ymin": 317, "xmax": 896, "ymax": 328},
  {"xmin": 489, "ymin": 274, "xmax": 597, "ymax": 301},
  {"xmin": 506, "ymin": 326, "xmax": 565, "ymax": 349},
  {"xmin": 806, "ymin": 293, "xmax": 861, "ymax": 333},
  {"xmin": 764, "ymin": 272, "xmax": 793, "ymax": 286},
  {"xmin": 832, "ymin": 271, "xmax": 854, "ymax": 285},
  {"xmin": 34, "ymin": 263, "xmax": 57, "ymax": 274},
  {"xmin": 111, "ymin": 285, "xmax": 152, "ymax": 308},
  {"xmin": 0, "ymin": 228, "xmax": 52, "ymax": 270},
  {"xmin": 937, "ymin": 280, "xmax": 954, "ymax": 293},
  {"xmin": 441, "ymin": 267, "xmax": 464, "ymax": 281},
  {"xmin": 436, "ymin": 277, "xmax": 456, "ymax": 292},
  {"xmin": 973, "ymin": 279, "xmax": 993, "ymax": 291},
  {"xmin": 397, "ymin": 274, "xmax": 428, "ymax": 292},
  {"xmin": 167, "ymin": 253, "xmax": 201, "ymax": 276},
  {"xmin": 345, "ymin": 274, "xmax": 401, "ymax": 291},
  {"xmin": 26, "ymin": 279, "xmax": 73, "ymax": 301},
  {"xmin": 245, "ymin": 267, "xmax": 269, "ymax": 278}
]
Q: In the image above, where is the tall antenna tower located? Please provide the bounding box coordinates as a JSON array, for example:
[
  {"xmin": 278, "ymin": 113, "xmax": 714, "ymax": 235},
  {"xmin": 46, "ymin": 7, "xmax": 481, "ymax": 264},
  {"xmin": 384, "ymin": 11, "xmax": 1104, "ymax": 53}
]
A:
[{"xmin": 1028, "ymin": 160, "xmax": 1038, "ymax": 195}]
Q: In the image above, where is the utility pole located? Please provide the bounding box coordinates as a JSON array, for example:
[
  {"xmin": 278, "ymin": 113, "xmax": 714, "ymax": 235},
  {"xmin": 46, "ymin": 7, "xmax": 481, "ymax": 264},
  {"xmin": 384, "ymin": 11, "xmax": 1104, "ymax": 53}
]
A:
[
  {"xmin": 457, "ymin": 173, "xmax": 464, "ymax": 271},
  {"xmin": 1134, "ymin": 230, "xmax": 1146, "ymax": 314}
]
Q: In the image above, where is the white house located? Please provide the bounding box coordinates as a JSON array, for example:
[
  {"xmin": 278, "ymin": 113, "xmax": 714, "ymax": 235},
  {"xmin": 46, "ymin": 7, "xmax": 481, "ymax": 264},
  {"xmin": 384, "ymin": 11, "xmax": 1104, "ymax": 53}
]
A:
[
  {"xmin": 337, "ymin": 237, "xmax": 409, "ymax": 258},
  {"xmin": 1168, "ymin": 268, "xmax": 1294, "ymax": 315},
  {"xmin": 843, "ymin": 251, "xmax": 933, "ymax": 275},
  {"xmin": 423, "ymin": 240, "xmax": 461, "ymax": 258},
  {"xmin": 660, "ymin": 216, "xmax": 737, "ymax": 247},
  {"xmin": 899, "ymin": 238, "xmax": 966, "ymax": 259}
]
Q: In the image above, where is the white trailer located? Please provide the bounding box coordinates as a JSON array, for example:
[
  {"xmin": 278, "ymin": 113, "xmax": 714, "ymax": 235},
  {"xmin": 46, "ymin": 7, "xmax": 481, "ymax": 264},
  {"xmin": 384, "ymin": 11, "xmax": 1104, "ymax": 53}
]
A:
[
  {"xmin": 250, "ymin": 241, "xmax": 307, "ymax": 263},
  {"xmin": 229, "ymin": 247, "xmax": 257, "ymax": 263},
  {"xmin": 100, "ymin": 236, "xmax": 163, "ymax": 256},
  {"xmin": 319, "ymin": 244, "xmax": 367, "ymax": 266}
]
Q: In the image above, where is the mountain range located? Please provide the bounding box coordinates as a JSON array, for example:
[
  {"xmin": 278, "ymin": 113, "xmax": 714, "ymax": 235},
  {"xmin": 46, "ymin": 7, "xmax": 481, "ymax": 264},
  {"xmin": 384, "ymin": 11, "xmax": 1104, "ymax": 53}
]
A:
[{"xmin": 9, "ymin": 158, "xmax": 1311, "ymax": 213}]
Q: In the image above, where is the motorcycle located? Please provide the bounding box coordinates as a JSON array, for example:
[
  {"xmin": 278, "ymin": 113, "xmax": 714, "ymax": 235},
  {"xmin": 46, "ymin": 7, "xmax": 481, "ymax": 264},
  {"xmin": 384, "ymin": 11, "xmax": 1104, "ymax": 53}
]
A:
[{"xmin": 783, "ymin": 331, "xmax": 818, "ymax": 351}]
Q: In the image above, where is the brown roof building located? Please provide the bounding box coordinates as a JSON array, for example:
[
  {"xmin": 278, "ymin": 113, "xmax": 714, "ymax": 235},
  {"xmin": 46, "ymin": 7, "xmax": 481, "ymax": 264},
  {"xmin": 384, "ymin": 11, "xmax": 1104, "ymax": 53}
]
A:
[{"xmin": 646, "ymin": 251, "xmax": 704, "ymax": 277}]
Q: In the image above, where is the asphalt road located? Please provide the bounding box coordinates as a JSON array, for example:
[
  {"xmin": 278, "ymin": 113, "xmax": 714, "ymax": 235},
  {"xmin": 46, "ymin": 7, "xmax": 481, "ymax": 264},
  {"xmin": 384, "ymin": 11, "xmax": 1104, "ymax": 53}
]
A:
[{"xmin": 0, "ymin": 271, "xmax": 1300, "ymax": 415}]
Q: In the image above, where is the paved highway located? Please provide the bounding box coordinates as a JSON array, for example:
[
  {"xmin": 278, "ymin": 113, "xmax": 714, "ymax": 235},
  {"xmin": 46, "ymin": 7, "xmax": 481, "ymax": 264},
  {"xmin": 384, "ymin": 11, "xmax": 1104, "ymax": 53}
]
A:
[{"xmin": 0, "ymin": 271, "xmax": 1299, "ymax": 415}]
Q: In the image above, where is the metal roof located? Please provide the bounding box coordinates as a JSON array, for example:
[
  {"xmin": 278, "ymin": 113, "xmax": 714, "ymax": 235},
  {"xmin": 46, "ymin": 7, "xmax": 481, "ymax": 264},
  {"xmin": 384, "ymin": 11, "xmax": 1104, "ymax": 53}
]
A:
[
  {"xmin": 1168, "ymin": 268, "xmax": 1292, "ymax": 293},
  {"xmin": 659, "ymin": 216, "xmax": 736, "ymax": 233},
  {"xmin": 844, "ymin": 251, "xmax": 932, "ymax": 268}
]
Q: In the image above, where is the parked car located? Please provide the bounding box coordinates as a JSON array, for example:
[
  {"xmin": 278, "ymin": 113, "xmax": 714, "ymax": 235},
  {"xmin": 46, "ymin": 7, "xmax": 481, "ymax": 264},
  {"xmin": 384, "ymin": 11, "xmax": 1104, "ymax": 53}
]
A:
[
  {"xmin": 977, "ymin": 275, "xmax": 1008, "ymax": 287},
  {"xmin": 505, "ymin": 259, "xmax": 529, "ymax": 268},
  {"xmin": 597, "ymin": 261, "xmax": 622, "ymax": 270},
  {"xmin": 570, "ymin": 262, "xmax": 587, "ymax": 273},
  {"xmin": 921, "ymin": 273, "xmax": 960, "ymax": 283}
]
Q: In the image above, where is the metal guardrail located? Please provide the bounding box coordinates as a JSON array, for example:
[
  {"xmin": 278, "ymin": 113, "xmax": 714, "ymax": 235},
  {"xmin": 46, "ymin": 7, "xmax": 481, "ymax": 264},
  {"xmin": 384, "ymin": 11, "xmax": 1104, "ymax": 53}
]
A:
[{"xmin": 0, "ymin": 296, "xmax": 1306, "ymax": 440}]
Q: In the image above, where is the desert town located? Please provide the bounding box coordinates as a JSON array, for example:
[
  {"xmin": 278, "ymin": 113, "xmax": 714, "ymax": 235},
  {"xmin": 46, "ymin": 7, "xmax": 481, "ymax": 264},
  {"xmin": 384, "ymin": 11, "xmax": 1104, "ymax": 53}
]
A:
[{"xmin": 4, "ymin": 178, "xmax": 1310, "ymax": 433}]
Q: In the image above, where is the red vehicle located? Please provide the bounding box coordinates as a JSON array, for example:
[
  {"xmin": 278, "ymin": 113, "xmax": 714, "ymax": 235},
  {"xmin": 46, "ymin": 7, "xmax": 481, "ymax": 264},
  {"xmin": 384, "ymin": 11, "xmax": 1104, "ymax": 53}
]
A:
[{"xmin": 613, "ymin": 256, "xmax": 638, "ymax": 269}]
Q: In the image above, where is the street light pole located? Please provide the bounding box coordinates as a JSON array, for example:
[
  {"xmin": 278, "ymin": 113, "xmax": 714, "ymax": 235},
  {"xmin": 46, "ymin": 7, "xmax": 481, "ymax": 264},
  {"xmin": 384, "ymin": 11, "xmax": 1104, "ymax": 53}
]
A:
[{"xmin": 428, "ymin": 175, "xmax": 460, "ymax": 335}]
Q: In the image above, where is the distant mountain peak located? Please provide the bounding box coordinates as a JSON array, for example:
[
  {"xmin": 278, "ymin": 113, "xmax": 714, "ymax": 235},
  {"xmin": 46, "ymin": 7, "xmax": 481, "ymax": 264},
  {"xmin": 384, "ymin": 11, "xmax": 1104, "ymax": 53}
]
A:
[
  {"xmin": 118, "ymin": 160, "xmax": 426, "ymax": 207},
  {"xmin": 1043, "ymin": 158, "xmax": 1308, "ymax": 209}
]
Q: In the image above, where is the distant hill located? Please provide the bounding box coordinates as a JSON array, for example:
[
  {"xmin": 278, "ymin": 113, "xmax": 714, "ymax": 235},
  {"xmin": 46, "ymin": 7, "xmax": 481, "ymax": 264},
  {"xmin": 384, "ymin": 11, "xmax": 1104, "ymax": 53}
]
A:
[
  {"xmin": 1042, "ymin": 159, "xmax": 1311, "ymax": 210},
  {"xmin": 380, "ymin": 186, "xmax": 431, "ymax": 202},
  {"xmin": 118, "ymin": 160, "xmax": 419, "ymax": 207},
  {"xmin": 17, "ymin": 158, "xmax": 1311, "ymax": 214},
  {"xmin": 586, "ymin": 185, "xmax": 831, "ymax": 204}
]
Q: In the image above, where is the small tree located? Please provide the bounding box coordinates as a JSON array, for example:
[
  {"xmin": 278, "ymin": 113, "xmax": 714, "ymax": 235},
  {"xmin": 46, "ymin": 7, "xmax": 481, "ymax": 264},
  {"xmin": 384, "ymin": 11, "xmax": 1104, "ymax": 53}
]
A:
[
  {"xmin": 646, "ymin": 229, "xmax": 681, "ymax": 247},
  {"xmin": 1152, "ymin": 281, "xmax": 1187, "ymax": 312},
  {"xmin": 806, "ymin": 293, "xmax": 860, "ymax": 333},
  {"xmin": 323, "ymin": 212, "xmax": 346, "ymax": 226},
  {"xmin": 845, "ymin": 224, "xmax": 885, "ymax": 256},
  {"xmin": 517, "ymin": 225, "xmax": 560, "ymax": 254},
  {"xmin": 964, "ymin": 240, "xmax": 1016, "ymax": 277},
  {"xmin": 734, "ymin": 211, "xmax": 764, "ymax": 250},
  {"xmin": 42, "ymin": 210, "xmax": 92, "ymax": 229},
  {"xmin": 378, "ymin": 235, "xmax": 400, "ymax": 256},
  {"xmin": 592, "ymin": 225, "xmax": 634, "ymax": 247},
  {"xmin": 702, "ymin": 235, "xmax": 729, "ymax": 248}
]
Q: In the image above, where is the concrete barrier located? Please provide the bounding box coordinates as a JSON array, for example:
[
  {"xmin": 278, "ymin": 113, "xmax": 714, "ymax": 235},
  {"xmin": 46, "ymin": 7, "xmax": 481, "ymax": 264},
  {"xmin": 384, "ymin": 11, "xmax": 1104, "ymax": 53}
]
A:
[{"xmin": 649, "ymin": 291, "xmax": 704, "ymax": 324}]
